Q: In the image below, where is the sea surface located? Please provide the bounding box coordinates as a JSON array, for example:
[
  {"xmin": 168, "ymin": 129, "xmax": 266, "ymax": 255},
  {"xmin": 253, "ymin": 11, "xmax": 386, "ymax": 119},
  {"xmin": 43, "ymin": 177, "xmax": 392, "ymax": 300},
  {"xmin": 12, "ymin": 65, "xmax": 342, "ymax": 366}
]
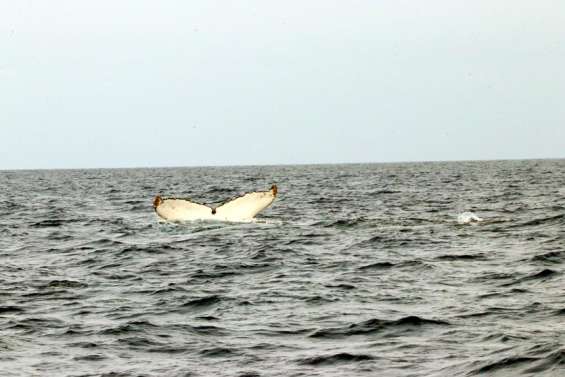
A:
[{"xmin": 0, "ymin": 160, "xmax": 564, "ymax": 377}]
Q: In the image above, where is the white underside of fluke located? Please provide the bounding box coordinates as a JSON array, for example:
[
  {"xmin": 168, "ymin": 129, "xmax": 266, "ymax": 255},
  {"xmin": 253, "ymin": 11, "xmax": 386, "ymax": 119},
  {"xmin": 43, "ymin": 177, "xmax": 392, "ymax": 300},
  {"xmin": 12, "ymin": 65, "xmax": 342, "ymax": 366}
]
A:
[{"xmin": 153, "ymin": 185, "xmax": 277, "ymax": 222}]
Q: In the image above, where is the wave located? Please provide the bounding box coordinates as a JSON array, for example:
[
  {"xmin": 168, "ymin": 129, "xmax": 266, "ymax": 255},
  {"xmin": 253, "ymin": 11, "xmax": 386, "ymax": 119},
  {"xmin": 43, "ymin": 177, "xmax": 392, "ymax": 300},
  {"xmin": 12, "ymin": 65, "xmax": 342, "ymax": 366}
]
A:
[
  {"xmin": 323, "ymin": 217, "xmax": 368, "ymax": 228},
  {"xmin": 73, "ymin": 354, "xmax": 107, "ymax": 361},
  {"xmin": 166, "ymin": 323, "xmax": 228, "ymax": 336},
  {"xmin": 0, "ymin": 306, "xmax": 24, "ymax": 314},
  {"xmin": 117, "ymin": 336, "xmax": 164, "ymax": 348},
  {"xmin": 309, "ymin": 316, "xmax": 449, "ymax": 338},
  {"xmin": 554, "ymin": 308, "xmax": 565, "ymax": 316},
  {"xmin": 254, "ymin": 327, "xmax": 313, "ymax": 337},
  {"xmin": 324, "ymin": 283, "xmax": 356, "ymax": 290},
  {"xmin": 469, "ymin": 346, "xmax": 564, "ymax": 375},
  {"xmin": 298, "ymin": 352, "xmax": 375, "ymax": 365},
  {"xmin": 236, "ymin": 372, "xmax": 262, "ymax": 377},
  {"xmin": 531, "ymin": 250, "xmax": 564, "ymax": 264},
  {"xmin": 371, "ymin": 189, "xmax": 401, "ymax": 195},
  {"xmin": 31, "ymin": 219, "xmax": 72, "ymax": 228},
  {"xmin": 352, "ymin": 235, "xmax": 430, "ymax": 250},
  {"xmin": 500, "ymin": 269, "xmax": 559, "ymax": 286},
  {"xmin": 199, "ymin": 347, "xmax": 236, "ymax": 358},
  {"xmin": 305, "ymin": 295, "xmax": 339, "ymax": 304},
  {"xmin": 99, "ymin": 320, "xmax": 158, "ymax": 335},
  {"xmin": 358, "ymin": 261, "xmax": 395, "ymax": 270},
  {"xmin": 190, "ymin": 269, "xmax": 242, "ymax": 279},
  {"xmin": 45, "ymin": 280, "xmax": 88, "ymax": 289},
  {"xmin": 180, "ymin": 295, "xmax": 222, "ymax": 309},
  {"xmin": 470, "ymin": 356, "xmax": 538, "ymax": 374},
  {"xmin": 435, "ymin": 253, "xmax": 487, "ymax": 261},
  {"xmin": 358, "ymin": 260, "xmax": 432, "ymax": 271},
  {"xmin": 526, "ymin": 268, "xmax": 559, "ymax": 279},
  {"xmin": 516, "ymin": 213, "xmax": 565, "ymax": 228},
  {"xmin": 523, "ymin": 348, "xmax": 565, "ymax": 374}
]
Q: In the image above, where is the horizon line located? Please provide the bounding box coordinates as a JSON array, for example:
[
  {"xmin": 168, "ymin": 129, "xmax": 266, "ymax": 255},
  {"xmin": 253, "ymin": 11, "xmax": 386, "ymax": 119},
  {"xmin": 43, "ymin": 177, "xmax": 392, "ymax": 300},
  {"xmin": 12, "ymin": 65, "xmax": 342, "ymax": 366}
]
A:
[{"xmin": 1, "ymin": 156, "xmax": 563, "ymax": 172}]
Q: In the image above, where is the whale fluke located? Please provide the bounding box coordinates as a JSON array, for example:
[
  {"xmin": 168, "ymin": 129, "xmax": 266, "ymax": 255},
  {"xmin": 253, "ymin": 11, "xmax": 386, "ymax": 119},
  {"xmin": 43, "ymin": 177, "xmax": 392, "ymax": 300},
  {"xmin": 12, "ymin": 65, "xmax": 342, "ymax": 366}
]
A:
[{"xmin": 153, "ymin": 185, "xmax": 278, "ymax": 222}]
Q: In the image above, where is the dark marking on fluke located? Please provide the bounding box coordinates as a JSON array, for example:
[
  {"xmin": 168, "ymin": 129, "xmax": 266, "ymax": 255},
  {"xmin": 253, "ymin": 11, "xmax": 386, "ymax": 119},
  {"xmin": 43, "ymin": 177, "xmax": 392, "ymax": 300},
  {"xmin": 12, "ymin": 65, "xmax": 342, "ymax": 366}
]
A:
[
  {"xmin": 310, "ymin": 316, "xmax": 449, "ymax": 338},
  {"xmin": 152, "ymin": 195, "xmax": 163, "ymax": 208}
]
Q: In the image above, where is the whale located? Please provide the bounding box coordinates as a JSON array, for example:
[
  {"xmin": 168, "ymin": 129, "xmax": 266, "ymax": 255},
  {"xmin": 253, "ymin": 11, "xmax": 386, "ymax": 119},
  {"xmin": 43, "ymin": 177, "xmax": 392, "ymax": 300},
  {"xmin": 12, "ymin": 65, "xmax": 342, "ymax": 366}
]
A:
[{"xmin": 153, "ymin": 185, "xmax": 278, "ymax": 222}]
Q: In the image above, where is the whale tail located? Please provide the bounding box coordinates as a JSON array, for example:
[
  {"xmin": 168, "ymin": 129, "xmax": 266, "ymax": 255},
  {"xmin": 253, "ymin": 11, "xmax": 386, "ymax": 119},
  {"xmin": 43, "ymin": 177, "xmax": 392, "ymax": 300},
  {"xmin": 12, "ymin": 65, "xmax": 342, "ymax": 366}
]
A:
[{"xmin": 153, "ymin": 184, "xmax": 278, "ymax": 222}]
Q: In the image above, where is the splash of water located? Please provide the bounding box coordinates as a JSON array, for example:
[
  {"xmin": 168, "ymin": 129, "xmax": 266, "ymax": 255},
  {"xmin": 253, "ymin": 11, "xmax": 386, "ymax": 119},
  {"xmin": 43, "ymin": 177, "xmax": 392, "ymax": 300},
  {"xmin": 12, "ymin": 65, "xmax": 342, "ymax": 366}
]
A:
[{"xmin": 457, "ymin": 212, "xmax": 483, "ymax": 224}]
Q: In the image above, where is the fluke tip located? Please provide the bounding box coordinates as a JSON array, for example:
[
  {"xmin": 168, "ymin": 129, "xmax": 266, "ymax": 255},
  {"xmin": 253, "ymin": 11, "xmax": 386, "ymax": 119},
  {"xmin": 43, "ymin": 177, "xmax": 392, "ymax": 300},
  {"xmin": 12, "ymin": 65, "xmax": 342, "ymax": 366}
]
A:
[{"xmin": 153, "ymin": 195, "xmax": 163, "ymax": 208}]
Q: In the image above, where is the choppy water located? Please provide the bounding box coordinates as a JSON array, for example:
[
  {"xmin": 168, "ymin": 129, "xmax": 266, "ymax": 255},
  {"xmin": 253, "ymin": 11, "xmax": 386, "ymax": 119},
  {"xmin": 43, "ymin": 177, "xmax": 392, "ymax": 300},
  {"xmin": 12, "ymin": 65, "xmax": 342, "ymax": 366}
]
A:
[{"xmin": 1, "ymin": 160, "xmax": 564, "ymax": 377}]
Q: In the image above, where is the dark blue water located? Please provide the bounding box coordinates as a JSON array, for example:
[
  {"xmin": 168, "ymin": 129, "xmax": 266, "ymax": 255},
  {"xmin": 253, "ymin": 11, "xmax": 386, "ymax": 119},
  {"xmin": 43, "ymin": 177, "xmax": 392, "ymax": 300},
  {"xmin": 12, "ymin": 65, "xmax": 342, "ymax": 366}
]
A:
[{"xmin": 1, "ymin": 160, "xmax": 564, "ymax": 376}]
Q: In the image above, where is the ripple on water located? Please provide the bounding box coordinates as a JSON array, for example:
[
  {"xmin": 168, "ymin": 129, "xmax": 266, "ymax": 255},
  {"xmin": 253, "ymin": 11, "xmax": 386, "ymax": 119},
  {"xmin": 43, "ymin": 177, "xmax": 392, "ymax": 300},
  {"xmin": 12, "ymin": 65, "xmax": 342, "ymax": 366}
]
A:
[
  {"xmin": 298, "ymin": 352, "xmax": 376, "ymax": 366},
  {"xmin": 309, "ymin": 316, "xmax": 449, "ymax": 338},
  {"xmin": 2, "ymin": 161, "xmax": 565, "ymax": 376}
]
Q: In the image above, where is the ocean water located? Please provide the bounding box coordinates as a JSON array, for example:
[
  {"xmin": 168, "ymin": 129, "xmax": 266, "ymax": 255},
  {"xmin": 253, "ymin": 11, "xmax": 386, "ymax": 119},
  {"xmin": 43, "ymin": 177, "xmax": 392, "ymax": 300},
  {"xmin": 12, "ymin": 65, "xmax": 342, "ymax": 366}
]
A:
[{"xmin": 0, "ymin": 160, "xmax": 564, "ymax": 377}]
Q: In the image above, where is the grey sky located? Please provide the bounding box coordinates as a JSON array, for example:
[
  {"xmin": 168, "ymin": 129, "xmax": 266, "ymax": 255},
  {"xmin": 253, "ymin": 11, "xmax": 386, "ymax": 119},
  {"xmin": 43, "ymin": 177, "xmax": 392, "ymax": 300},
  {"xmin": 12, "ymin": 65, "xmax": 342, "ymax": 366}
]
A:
[{"xmin": 1, "ymin": 1, "xmax": 564, "ymax": 169}]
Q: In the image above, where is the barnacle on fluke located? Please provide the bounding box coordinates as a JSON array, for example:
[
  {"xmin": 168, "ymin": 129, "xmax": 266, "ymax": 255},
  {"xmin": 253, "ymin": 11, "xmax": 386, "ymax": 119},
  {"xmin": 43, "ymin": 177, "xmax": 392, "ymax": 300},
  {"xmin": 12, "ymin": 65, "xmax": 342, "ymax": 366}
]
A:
[{"xmin": 153, "ymin": 185, "xmax": 278, "ymax": 222}]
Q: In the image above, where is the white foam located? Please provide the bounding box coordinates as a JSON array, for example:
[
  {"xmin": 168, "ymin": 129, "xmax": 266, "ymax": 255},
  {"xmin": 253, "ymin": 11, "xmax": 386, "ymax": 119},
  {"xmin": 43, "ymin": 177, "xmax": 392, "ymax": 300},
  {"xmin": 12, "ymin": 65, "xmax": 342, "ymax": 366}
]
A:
[{"xmin": 457, "ymin": 212, "xmax": 483, "ymax": 224}]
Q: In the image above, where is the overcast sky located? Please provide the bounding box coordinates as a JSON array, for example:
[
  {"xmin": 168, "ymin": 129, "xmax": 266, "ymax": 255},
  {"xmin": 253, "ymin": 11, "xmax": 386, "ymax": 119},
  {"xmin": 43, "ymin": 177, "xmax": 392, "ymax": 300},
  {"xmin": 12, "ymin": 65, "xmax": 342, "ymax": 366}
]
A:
[{"xmin": 1, "ymin": 1, "xmax": 564, "ymax": 169}]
